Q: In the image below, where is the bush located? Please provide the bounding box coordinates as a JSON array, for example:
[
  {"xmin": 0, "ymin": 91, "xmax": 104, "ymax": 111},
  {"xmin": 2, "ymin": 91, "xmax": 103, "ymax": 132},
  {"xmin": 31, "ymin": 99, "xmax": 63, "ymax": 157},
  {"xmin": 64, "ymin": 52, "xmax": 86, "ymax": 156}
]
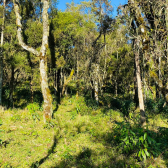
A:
[
  {"xmin": 112, "ymin": 122, "xmax": 161, "ymax": 160},
  {"xmin": 146, "ymin": 98, "xmax": 168, "ymax": 115}
]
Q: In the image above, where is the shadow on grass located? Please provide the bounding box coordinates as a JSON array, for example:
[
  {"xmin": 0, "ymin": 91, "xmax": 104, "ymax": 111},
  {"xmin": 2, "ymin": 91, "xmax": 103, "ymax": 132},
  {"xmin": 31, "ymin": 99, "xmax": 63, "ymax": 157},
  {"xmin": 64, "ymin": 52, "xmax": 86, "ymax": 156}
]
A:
[
  {"xmin": 29, "ymin": 120, "xmax": 168, "ymax": 167},
  {"xmin": 30, "ymin": 135, "xmax": 58, "ymax": 168},
  {"xmin": 84, "ymin": 93, "xmax": 135, "ymax": 117},
  {"xmin": 51, "ymin": 147, "xmax": 127, "ymax": 168},
  {"xmin": 98, "ymin": 121, "xmax": 168, "ymax": 167}
]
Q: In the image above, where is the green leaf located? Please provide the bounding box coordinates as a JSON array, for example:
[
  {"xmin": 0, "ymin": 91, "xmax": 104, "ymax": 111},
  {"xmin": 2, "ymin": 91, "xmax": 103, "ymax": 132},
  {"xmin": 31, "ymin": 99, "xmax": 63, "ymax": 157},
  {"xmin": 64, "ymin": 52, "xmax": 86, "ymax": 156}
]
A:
[
  {"xmin": 142, "ymin": 150, "xmax": 146, "ymax": 160},
  {"xmin": 144, "ymin": 132, "xmax": 147, "ymax": 140},
  {"xmin": 130, "ymin": 130, "xmax": 135, "ymax": 136},
  {"xmin": 147, "ymin": 136, "xmax": 152, "ymax": 144},
  {"xmin": 144, "ymin": 148, "xmax": 150, "ymax": 157},
  {"xmin": 138, "ymin": 150, "xmax": 142, "ymax": 158},
  {"xmin": 125, "ymin": 140, "xmax": 129, "ymax": 145},
  {"xmin": 139, "ymin": 136, "xmax": 144, "ymax": 143},
  {"xmin": 133, "ymin": 140, "xmax": 137, "ymax": 145}
]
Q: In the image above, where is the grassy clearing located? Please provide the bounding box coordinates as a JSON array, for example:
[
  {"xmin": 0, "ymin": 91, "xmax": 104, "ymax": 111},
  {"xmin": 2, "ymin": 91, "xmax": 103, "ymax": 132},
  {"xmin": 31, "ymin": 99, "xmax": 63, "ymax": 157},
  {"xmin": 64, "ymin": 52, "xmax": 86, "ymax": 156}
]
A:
[{"xmin": 0, "ymin": 96, "xmax": 168, "ymax": 168}]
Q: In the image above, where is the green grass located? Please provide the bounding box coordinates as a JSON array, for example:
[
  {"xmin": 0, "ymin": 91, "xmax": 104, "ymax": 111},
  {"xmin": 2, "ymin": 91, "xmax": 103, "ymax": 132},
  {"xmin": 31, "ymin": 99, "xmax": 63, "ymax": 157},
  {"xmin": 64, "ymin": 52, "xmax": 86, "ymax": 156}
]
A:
[{"xmin": 0, "ymin": 95, "xmax": 168, "ymax": 168}]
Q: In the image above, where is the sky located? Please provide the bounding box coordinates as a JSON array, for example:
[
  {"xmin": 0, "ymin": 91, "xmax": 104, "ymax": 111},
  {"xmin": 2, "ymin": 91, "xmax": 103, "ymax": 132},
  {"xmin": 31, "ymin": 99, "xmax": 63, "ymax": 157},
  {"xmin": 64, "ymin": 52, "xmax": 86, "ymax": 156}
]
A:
[{"xmin": 57, "ymin": 0, "xmax": 128, "ymax": 16}]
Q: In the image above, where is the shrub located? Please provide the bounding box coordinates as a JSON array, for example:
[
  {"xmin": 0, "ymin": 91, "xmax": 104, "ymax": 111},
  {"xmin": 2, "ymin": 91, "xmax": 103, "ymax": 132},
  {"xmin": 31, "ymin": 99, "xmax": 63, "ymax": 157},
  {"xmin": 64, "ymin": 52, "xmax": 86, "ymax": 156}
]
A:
[{"xmin": 112, "ymin": 122, "xmax": 161, "ymax": 160}]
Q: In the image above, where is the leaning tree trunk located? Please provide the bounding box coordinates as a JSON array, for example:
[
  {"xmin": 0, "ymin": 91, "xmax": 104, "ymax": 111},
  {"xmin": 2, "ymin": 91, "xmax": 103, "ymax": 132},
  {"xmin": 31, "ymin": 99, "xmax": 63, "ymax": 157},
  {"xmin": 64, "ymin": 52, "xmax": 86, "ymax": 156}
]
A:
[
  {"xmin": 134, "ymin": 38, "xmax": 146, "ymax": 126},
  {"xmin": 13, "ymin": 0, "xmax": 53, "ymax": 122},
  {"xmin": 0, "ymin": 0, "xmax": 6, "ymax": 108}
]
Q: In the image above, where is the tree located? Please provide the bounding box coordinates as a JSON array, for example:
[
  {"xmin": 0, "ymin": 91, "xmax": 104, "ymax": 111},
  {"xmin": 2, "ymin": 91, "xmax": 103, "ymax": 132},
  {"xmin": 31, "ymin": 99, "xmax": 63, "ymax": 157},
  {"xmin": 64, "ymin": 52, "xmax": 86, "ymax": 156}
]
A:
[
  {"xmin": 0, "ymin": 0, "xmax": 6, "ymax": 108},
  {"xmin": 124, "ymin": 0, "xmax": 146, "ymax": 125},
  {"xmin": 91, "ymin": 0, "xmax": 113, "ymax": 104},
  {"xmin": 13, "ymin": 0, "xmax": 52, "ymax": 122}
]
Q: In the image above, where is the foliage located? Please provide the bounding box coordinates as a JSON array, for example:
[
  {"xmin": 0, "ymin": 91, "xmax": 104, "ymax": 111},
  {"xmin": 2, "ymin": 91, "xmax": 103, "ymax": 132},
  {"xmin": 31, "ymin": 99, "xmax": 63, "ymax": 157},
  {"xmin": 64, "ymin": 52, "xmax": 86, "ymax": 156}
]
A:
[
  {"xmin": 113, "ymin": 122, "xmax": 161, "ymax": 161},
  {"xmin": 146, "ymin": 98, "xmax": 168, "ymax": 116},
  {"xmin": 27, "ymin": 103, "xmax": 42, "ymax": 121},
  {"xmin": 1, "ymin": 0, "xmax": 168, "ymax": 167},
  {"xmin": 1, "ymin": 96, "xmax": 168, "ymax": 167}
]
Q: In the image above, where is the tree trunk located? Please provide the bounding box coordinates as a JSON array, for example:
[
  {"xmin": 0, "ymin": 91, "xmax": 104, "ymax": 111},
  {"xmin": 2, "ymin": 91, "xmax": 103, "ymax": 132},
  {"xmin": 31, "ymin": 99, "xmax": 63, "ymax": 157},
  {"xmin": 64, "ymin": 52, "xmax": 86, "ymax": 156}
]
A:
[
  {"xmin": 76, "ymin": 46, "xmax": 79, "ymax": 97},
  {"xmin": 94, "ymin": 64, "xmax": 99, "ymax": 105},
  {"xmin": 115, "ymin": 51, "xmax": 118, "ymax": 97},
  {"xmin": 134, "ymin": 58, "xmax": 139, "ymax": 108},
  {"xmin": 165, "ymin": 1, "xmax": 168, "ymax": 102},
  {"xmin": 142, "ymin": 52, "xmax": 146, "ymax": 101},
  {"xmin": 158, "ymin": 55, "xmax": 161, "ymax": 98},
  {"xmin": 0, "ymin": 55, "xmax": 3, "ymax": 107},
  {"xmin": 60, "ymin": 67, "xmax": 63, "ymax": 97},
  {"xmin": 0, "ymin": 0, "xmax": 6, "ymax": 107},
  {"xmin": 10, "ymin": 66, "xmax": 14, "ymax": 107},
  {"xmin": 103, "ymin": 34, "xmax": 107, "ymax": 80},
  {"xmin": 13, "ymin": 0, "xmax": 53, "ymax": 122},
  {"xmin": 39, "ymin": 0, "xmax": 53, "ymax": 122},
  {"xmin": 40, "ymin": 58, "xmax": 53, "ymax": 121},
  {"xmin": 134, "ymin": 38, "xmax": 146, "ymax": 125},
  {"xmin": 56, "ymin": 69, "xmax": 61, "ymax": 104},
  {"xmin": 166, "ymin": 0, "xmax": 168, "ymax": 34}
]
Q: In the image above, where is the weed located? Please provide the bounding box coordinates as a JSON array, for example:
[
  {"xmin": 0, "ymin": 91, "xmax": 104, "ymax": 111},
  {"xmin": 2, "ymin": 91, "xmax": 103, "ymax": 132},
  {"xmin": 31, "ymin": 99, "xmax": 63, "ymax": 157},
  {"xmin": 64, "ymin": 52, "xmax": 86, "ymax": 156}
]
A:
[
  {"xmin": 61, "ymin": 146, "xmax": 73, "ymax": 161},
  {"xmin": 27, "ymin": 103, "xmax": 41, "ymax": 121},
  {"xmin": 43, "ymin": 120, "xmax": 56, "ymax": 129},
  {"xmin": 0, "ymin": 96, "xmax": 168, "ymax": 167},
  {"xmin": 10, "ymin": 114, "xmax": 21, "ymax": 122}
]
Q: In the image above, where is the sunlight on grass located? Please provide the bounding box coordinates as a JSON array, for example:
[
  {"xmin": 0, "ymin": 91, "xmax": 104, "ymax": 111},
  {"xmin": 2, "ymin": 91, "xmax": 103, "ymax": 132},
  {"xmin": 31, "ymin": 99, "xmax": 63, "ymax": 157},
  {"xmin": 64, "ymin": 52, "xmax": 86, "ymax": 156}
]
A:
[{"xmin": 0, "ymin": 96, "xmax": 168, "ymax": 167}]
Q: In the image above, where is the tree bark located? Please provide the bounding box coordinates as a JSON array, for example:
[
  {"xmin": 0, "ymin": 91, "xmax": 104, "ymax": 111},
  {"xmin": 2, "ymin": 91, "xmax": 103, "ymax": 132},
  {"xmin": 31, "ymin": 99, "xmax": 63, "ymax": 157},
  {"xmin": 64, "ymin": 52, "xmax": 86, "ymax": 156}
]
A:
[
  {"xmin": 39, "ymin": 0, "xmax": 52, "ymax": 122},
  {"xmin": 134, "ymin": 38, "xmax": 146, "ymax": 126},
  {"xmin": 13, "ymin": 0, "xmax": 53, "ymax": 122},
  {"xmin": 165, "ymin": 0, "xmax": 168, "ymax": 101},
  {"xmin": 166, "ymin": 0, "xmax": 168, "ymax": 33},
  {"xmin": 94, "ymin": 64, "xmax": 99, "ymax": 105},
  {"xmin": 0, "ymin": 0, "xmax": 6, "ymax": 107}
]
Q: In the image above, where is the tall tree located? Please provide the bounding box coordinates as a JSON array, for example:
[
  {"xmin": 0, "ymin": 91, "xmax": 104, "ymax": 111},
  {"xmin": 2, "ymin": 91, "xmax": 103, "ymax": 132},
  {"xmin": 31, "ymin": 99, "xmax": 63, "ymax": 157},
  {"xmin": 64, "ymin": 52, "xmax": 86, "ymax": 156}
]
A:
[
  {"xmin": 134, "ymin": 37, "xmax": 146, "ymax": 125},
  {"xmin": 13, "ymin": 0, "xmax": 53, "ymax": 122},
  {"xmin": 91, "ymin": 0, "xmax": 113, "ymax": 104},
  {"xmin": 127, "ymin": 0, "xmax": 146, "ymax": 125},
  {"xmin": 0, "ymin": 0, "xmax": 6, "ymax": 108}
]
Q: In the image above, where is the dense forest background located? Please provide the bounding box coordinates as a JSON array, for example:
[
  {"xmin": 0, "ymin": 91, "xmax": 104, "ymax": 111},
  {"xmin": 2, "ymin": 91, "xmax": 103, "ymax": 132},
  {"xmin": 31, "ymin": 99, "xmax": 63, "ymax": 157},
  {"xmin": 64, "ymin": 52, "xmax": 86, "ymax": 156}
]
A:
[{"xmin": 1, "ymin": 0, "xmax": 168, "ymax": 167}]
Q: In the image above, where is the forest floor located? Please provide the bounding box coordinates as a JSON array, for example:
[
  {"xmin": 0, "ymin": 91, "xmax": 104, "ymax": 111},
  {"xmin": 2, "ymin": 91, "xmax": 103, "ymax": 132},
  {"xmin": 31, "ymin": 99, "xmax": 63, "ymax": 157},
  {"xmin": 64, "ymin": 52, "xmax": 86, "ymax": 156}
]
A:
[{"xmin": 0, "ymin": 95, "xmax": 168, "ymax": 168}]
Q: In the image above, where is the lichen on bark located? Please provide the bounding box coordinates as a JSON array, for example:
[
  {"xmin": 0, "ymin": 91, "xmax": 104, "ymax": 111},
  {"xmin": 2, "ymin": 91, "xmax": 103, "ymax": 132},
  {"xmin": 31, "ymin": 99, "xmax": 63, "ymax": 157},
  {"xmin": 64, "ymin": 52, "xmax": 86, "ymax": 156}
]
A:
[{"xmin": 13, "ymin": 0, "xmax": 53, "ymax": 122}]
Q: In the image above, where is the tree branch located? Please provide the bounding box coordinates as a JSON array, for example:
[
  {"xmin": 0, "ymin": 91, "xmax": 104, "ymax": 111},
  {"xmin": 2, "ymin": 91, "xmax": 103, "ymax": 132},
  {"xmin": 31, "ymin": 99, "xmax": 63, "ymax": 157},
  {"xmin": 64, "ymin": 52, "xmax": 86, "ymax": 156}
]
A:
[{"xmin": 13, "ymin": 0, "xmax": 39, "ymax": 56}]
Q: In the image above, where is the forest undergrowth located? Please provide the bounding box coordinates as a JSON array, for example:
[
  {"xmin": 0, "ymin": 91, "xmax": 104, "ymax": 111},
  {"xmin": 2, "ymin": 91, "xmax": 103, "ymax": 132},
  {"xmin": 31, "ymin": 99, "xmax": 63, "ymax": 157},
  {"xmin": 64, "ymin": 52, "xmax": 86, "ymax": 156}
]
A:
[{"xmin": 0, "ymin": 95, "xmax": 168, "ymax": 168}]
